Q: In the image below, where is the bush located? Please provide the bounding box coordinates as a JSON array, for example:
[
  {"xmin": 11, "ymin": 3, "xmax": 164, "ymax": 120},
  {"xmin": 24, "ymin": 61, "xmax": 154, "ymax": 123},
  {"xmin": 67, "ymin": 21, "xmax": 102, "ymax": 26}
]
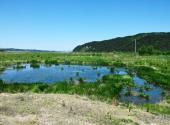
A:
[
  {"xmin": 138, "ymin": 45, "xmax": 158, "ymax": 55},
  {"xmin": 30, "ymin": 63, "xmax": 40, "ymax": 68},
  {"xmin": 45, "ymin": 60, "xmax": 58, "ymax": 65},
  {"xmin": 32, "ymin": 84, "xmax": 49, "ymax": 93},
  {"xmin": 112, "ymin": 60, "xmax": 126, "ymax": 67},
  {"xmin": 30, "ymin": 60, "xmax": 39, "ymax": 64},
  {"xmin": 13, "ymin": 65, "xmax": 26, "ymax": 69},
  {"xmin": 0, "ymin": 79, "xmax": 4, "ymax": 92},
  {"xmin": 0, "ymin": 79, "xmax": 3, "ymax": 84},
  {"xmin": 78, "ymin": 78, "xmax": 84, "ymax": 84}
]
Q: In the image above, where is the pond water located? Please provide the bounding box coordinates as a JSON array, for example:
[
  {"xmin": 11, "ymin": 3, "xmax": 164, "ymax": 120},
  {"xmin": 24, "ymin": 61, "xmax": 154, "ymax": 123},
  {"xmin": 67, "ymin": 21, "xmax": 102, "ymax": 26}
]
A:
[
  {"xmin": 0, "ymin": 64, "xmax": 164, "ymax": 104},
  {"xmin": 0, "ymin": 64, "xmax": 111, "ymax": 83},
  {"xmin": 119, "ymin": 75, "xmax": 163, "ymax": 104}
]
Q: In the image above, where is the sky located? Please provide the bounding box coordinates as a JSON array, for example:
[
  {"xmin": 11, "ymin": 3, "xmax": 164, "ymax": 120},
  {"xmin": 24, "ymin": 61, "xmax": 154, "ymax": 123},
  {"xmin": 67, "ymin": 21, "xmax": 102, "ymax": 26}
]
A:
[{"xmin": 0, "ymin": 0, "xmax": 170, "ymax": 51}]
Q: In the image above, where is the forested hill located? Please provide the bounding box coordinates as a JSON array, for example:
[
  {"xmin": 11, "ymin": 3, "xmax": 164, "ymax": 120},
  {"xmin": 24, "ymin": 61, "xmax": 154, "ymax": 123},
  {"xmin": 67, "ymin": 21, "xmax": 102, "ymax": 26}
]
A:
[{"xmin": 73, "ymin": 32, "xmax": 170, "ymax": 52}]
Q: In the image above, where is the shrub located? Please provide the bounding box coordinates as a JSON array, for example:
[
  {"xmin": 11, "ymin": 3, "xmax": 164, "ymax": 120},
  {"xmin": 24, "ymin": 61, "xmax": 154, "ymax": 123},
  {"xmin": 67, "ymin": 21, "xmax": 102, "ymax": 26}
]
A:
[
  {"xmin": 13, "ymin": 64, "xmax": 26, "ymax": 69},
  {"xmin": 45, "ymin": 60, "xmax": 58, "ymax": 65},
  {"xmin": 78, "ymin": 78, "xmax": 84, "ymax": 84},
  {"xmin": 0, "ymin": 79, "xmax": 3, "ymax": 84},
  {"xmin": 112, "ymin": 61, "xmax": 126, "ymax": 67},
  {"xmin": 30, "ymin": 60, "xmax": 39, "ymax": 64},
  {"xmin": 30, "ymin": 63, "xmax": 40, "ymax": 68},
  {"xmin": 0, "ymin": 79, "xmax": 4, "ymax": 92},
  {"xmin": 139, "ymin": 93, "xmax": 150, "ymax": 100},
  {"xmin": 138, "ymin": 45, "xmax": 159, "ymax": 55}
]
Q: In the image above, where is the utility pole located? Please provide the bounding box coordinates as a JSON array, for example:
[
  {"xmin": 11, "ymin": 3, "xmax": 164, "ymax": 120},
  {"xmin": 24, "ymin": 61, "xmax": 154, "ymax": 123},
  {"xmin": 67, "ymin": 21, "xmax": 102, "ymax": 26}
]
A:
[{"xmin": 134, "ymin": 39, "xmax": 137, "ymax": 55}]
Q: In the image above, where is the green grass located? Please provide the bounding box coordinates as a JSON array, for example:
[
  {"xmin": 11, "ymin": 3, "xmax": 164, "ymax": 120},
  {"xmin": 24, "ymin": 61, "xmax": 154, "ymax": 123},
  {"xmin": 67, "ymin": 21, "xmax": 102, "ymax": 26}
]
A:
[
  {"xmin": 0, "ymin": 75, "xmax": 128, "ymax": 103},
  {"xmin": 135, "ymin": 66, "xmax": 170, "ymax": 89},
  {"xmin": 30, "ymin": 63, "xmax": 40, "ymax": 68},
  {"xmin": 142, "ymin": 104, "xmax": 170, "ymax": 115},
  {"xmin": 138, "ymin": 93, "xmax": 150, "ymax": 100}
]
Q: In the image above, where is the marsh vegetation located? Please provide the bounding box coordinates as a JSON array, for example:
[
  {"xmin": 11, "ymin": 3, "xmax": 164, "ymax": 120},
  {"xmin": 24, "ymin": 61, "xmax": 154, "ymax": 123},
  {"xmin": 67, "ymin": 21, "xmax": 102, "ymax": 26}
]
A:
[{"xmin": 0, "ymin": 52, "xmax": 170, "ymax": 116}]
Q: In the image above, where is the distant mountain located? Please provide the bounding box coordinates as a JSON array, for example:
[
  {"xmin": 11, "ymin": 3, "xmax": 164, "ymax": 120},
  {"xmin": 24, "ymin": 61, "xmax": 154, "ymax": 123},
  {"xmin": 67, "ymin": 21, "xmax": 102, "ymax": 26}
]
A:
[
  {"xmin": 0, "ymin": 48, "xmax": 56, "ymax": 52},
  {"xmin": 73, "ymin": 32, "xmax": 170, "ymax": 52}
]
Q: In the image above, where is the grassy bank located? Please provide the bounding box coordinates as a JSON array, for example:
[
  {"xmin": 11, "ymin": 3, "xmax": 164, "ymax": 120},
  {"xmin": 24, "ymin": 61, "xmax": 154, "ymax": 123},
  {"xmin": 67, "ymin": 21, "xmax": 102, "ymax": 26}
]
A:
[
  {"xmin": 134, "ymin": 66, "xmax": 170, "ymax": 89},
  {"xmin": 0, "ymin": 75, "xmax": 134, "ymax": 103}
]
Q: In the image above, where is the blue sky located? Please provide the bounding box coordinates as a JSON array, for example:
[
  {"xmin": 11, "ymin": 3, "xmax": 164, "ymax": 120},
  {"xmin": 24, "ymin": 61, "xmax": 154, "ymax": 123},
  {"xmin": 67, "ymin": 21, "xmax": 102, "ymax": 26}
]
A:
[{"xmin": 0, "ymin": 0, "xmax": 170, "ymax": 51}]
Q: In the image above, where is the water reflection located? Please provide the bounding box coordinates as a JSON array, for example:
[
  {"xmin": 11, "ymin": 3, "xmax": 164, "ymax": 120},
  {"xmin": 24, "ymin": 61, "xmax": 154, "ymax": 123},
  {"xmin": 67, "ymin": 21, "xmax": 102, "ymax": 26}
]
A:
[{"xmin": 0, "ymin": 64, "xmax": 111, "ymax": 83}]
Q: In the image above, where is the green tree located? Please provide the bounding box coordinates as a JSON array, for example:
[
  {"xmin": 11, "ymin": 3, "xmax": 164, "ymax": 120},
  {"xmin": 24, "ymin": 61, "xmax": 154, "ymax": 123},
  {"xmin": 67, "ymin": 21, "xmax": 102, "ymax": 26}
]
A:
[{"xmin": 139, "ymin": 45, "xmax": 156, "ymax": 55}]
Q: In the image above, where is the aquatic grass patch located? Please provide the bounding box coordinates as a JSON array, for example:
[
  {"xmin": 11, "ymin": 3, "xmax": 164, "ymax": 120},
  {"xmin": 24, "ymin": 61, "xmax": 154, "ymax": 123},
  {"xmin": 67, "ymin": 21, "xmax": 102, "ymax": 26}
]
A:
[
  {"xmin": 135, "ymin": 66, "xmax": 170, "ymax": 89},
  {"xmin": 13, "ymin": 64, "xmax": 26, "ymax": 69},
  {"xmin": 27, "ymin": 59, "xmax": 41, "ymax": 68},
  {"xmin": 138, "ymin": 93, "xmax": 150, "ymax": 100},
  {"xmin": 0, "ymin": 75, "xmax": 124, "ymax": 102},
  {"xmin": 138, "ymin": 85, "xmax": 153, "ymax": 92},
  {"xmin": 111, "ymin": 60, "xmax": 126, "ymax": 67},
  {"xmin": 102, "ymin": 75, "xmax": 136, "ymax": 89},
  {"xmin": 29, "ymin": 59, "xmax": 40, "ymax": 64},
  {"xmin": 2, "ymin": 75, "xmax": 143, "ymax": 102},
  {"xmin": 0, "ymin": 67, "xmax": 5, "ymax": 72},
  {"xmin": 30, "ymin": 63, "xmax": 40, "ymax": 68},
  {"xmin": 45, "ymin": 60, "xmax": 59, "ymax": 65}
]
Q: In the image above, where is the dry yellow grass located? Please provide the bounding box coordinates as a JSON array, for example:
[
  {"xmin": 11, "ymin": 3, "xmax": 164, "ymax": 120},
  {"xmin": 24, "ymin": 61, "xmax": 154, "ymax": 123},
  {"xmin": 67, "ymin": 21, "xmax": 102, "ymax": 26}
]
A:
[{"xmin": 0, "ymin": 93, "xmax": 170, "ymax": 125}]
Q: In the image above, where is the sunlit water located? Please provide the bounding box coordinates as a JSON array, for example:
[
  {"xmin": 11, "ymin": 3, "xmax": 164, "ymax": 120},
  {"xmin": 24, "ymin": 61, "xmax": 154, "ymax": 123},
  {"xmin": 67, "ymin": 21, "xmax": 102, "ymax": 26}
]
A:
[
  {"xmin": 0, "ymin": 64, "xmax": 111, "ymax": 83},
  {"xmin": 119, "ymin": 75, "xmax": 163, "ymax": 104},
  {"xmin": 0, "ymin": 64, "xmax": 164, "ymax": 104}
]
